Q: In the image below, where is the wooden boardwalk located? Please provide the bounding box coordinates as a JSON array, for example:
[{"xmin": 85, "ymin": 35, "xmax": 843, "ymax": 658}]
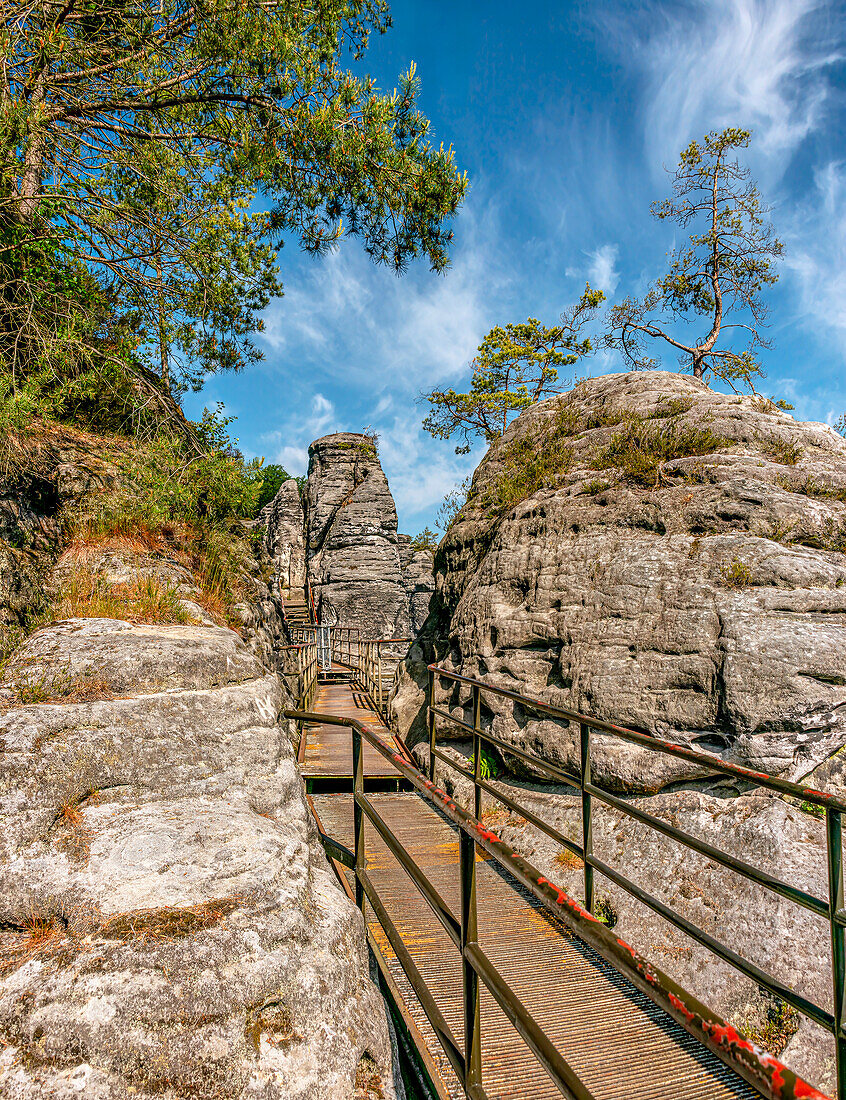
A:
[
  {"xmin": 298, "ymin": 678, "xmax": 404, "ymax": 782},
  {"xmin": 302, "ymin": 678, "xmax": 766, "ymax": 1100}
]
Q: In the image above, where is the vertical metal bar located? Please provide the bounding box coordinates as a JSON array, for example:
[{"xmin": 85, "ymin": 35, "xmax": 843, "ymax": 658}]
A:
[
  {"xmin": 460, "ymin": 829, "xmax": 482, "ymax": 1094},
  {"xmin": 472, "ymin": 684, "xmax": 482, "ymax": 821},
  {"xmin": 428, "ymin": 666, "xmax": 436, "ymax": 782},
  {"xmin": 378, "ymin": 642, "xmax": 384, "ymax": 714},
  {"xmin": 828, "ymin": 808, "xmax": 846, "ymax": 1099},
  {"xmin": 353, "ymin": 725, "xmax": 365, "ymax": 912},
  {"xmin": 580, "ymin": 722, "xmax": 594, "ymax": 913}
]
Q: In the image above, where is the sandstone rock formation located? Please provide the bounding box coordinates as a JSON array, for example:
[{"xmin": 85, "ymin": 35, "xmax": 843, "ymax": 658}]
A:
[
  {"xmin": 260, "ymin": 478, "xmax": 306, "ymax": 592},
  {"xmin": 304, "ymin": 433, "xmax": 411, "ymax": 639},
  {"xmin": 392, "ymin": 371, "xmax": 846, "ymax": 792},
  {"xmin": 388, "ymin": 369, "xmax": 846, "ymax": 1093},
  {"xmin": 397, "ymin": 535, "xmax": 435, "ymax": 635},
  {"xmin": 0, "ymin": 547, "xmax": 399, "ymax": 1099}
]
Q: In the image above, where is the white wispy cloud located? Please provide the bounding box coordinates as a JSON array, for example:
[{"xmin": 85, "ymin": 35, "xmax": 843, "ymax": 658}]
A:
[
  {"xmin": 587, "ymin": 244, "xmax": 620, "ymax": 295},
  {"xmin": 784, "ymin": 160, "xmax": 846, "ymax": 338},
  {"xmin": 257, "ymin": 392, "xmax": 339, "ymax": 474},
  {"xmin": 628, "ymin": 0, "xmax": 840, "ymax": 171},
  {"xmin": 258, "ymin": 192, "xmax": 507, "ymax": 395},
  {"xmin": 374, "ymin": 408, "xmax": 480, "ymax": 525}
]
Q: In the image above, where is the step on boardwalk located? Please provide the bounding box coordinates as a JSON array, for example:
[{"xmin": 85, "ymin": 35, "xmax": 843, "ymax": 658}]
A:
[{"xmin": 299, "ymin": 679, "xmax": 768, "ymax": 1100}]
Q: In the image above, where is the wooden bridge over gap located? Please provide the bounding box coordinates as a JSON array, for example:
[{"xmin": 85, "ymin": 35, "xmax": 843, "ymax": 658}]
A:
[{"xmin": 281, "ymin": 607, "xmax": 841, "ymax": 1100}]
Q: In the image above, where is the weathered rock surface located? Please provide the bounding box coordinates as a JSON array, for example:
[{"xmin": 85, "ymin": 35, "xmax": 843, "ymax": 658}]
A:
[
  {"xmin": 0, "ymin": 555, "xmax": 398, "ymax": 1098},
  {"xmin": 0, "ymin": 429, "xmax": 120, "ymax": 639},
  {"xmin": 397, "ymin": 536, "xmax": 435, "ymax": 635},
  {"xmin": 260, "ymin": 480, "xmax": 307, "ymax": 593},
  {"xmin": 304, "ymin": 434, "xmax": 410, "ymax": 639},
  {"xmin": 392, "ymin": 371, "xmax": 846, "ymax": 791}
]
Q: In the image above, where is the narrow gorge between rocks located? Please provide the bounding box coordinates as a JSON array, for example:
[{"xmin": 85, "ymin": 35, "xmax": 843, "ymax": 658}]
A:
[{"xmin": 2, "ymin": 371, "xmax": 846, "ymax": 1100}]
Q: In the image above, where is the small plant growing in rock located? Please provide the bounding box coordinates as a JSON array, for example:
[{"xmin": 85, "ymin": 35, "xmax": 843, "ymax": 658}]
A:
[
  {"xmin": 760, "ymin": 438, "xmax": 803, "ymax": 465},
  {"xmin": 471, "ymin": 744, "xmax": 501, "ymax": 781},
  {"xmin": 719, "ymin": 558, "xmax": 753, "ymax": 588},
  {"xmin": 583, "ymin": 479, "xmax": 611, "ymax": 496},
  {"xmin": 410, "ymin": 527, "xmax": 439, "ymax": 551},
  {"xmin": 593, "ymin": 895, "xmax": 618, "ymax": 928},
  {"xmin": 556, "ymin": 847, "xmax": 584, "ymax": 870},
  {"xmin": 592, "ymin": 415, "xmax": 728, "ymax": 488},
  {"xmin": 765, "ymin": 519, "xmax": 794, "ymax": 543},
  {"xmin": 649, "ymin": 397, "xmax": 693, "ymax": 419},
  {"xmin": 741, "ymin": 999, "xmax": 799, "ymax": 1056}
]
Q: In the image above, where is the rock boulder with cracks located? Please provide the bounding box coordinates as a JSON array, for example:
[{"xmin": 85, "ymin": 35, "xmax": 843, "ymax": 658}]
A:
[
  {"xmin": 0, "ymin": 549, "xmax": 399, "ymax": 1099},
  {"xmin": 392, "ymin": 371, "xmax": 846, "ymax": 793}
]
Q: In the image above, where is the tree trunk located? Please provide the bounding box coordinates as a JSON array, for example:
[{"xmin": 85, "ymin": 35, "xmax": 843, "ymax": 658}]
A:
[{"xmin": 19, "ymin": 75, "xmax": 45, "ymax": 224}]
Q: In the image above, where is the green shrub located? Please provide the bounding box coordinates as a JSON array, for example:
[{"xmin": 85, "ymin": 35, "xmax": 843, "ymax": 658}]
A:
[
  {"xmin": 410, "ymin": 527, "xmax": 439, "ymax": 551},
  {"xmin": 254, "ymin": 464, "xmax": 292, "ymax": 512},
  {"xmin": 471, "ymin": 744, "xmax": 500, "ymax": 780},
  {"xmin": 761, "ymin": 437, "xmax": 803, "ymax": 465},
  {"xmin": 778, "ymin": 474, "xmax": 846, "ymax": 502},
  {"xmin": 720, "ymin": 558, "xmax": 753, "ymax": 588},
  {"xmin": 649, "ymin": 397, "xmax": 694, "ymax": 418},
  {"xmin": 592, "ymin": 416, "xmax": 728, "ymax": 487}
]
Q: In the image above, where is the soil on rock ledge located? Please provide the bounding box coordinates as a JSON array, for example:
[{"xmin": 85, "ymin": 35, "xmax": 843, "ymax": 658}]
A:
[{"xmin": 392, "ymin": 370, "xmax": 846, "ymax": 793}]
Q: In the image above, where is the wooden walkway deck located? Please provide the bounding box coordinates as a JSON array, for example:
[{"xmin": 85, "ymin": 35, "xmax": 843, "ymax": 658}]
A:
[
  {"xmin": 298, "ymin": 678, "xmax": 404, "ymax": 782},
  {"xmin": 302, "ymin": 678, "xmax": 765, "ymax": 1100}
]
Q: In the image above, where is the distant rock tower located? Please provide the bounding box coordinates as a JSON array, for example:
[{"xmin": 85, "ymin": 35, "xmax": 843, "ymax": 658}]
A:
[{"xmin": 304, "ymin": 433, "xmax": 412, "ymax": 639}]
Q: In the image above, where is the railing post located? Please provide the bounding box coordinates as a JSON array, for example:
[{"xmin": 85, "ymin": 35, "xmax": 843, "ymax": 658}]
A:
[
  {"xmin": 353, "ymin": 724, "xmax": 365, "ymax": 912},
  {"xmin": 580, "ymin": 722, "xmax": 594, "ymax": 914},
  {"xmin": 472, "ymin": 684, "xmax": 482, "ymax": 820},
  {"xmin": 460, "ymin": 829, "xmax": 482, "ymax": 1094},
  {"xmin": 428, "ymin": 666, "xmax": 436, "ymax": 783},
  {"xmin": 828, "ymin": 808, "xmax": 846, "ymax": 1099},
  {"xmin": 377, "ymin": 642, "xmax": 384, "ymax": 715}
]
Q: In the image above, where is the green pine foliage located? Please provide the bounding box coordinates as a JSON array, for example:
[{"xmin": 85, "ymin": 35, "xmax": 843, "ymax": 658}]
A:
[{"xmin": 422, "ymin": 286, "xmax": 604, "ymax": 453}]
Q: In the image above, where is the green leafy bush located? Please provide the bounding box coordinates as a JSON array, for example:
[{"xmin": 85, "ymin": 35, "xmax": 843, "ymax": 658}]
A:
[
  {"xmin": 720, "ymin": 558, "xmax": 753, "ymax": 588},
  {"xmin": 254, "ymin": 464, "xmax": 292, "ymax": 512}
]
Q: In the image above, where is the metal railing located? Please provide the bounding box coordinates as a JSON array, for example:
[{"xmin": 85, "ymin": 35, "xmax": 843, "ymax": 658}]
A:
[
  {"xmin": 427, "ymin": 663, "xmax": 846, "ymax": 1100},
  {"xmin": 286, "ymin": 705, "xmax": 823, "ymax": 1100},
  {"xmin": 279, "ymin": 642, "xmax": 319, "ymax": 711},
  {"xmin": 358, "ymin": 637, "xmax": 410, "ymax": 717}
]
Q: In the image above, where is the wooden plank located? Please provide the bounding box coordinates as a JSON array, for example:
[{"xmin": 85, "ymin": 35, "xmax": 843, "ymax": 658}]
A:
[
  {"xmin": 312, "ymin": 792, "xmax": 763, "ymax": 1100},
  {"xmin": 300, "ymin": 680, "xmax": 402, "ymax": 779}
]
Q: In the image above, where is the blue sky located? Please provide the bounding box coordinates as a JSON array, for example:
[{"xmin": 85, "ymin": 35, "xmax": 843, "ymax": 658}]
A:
[{"xmin": 184, "ymin": 0, "xmax": 846, "ymax": 535}]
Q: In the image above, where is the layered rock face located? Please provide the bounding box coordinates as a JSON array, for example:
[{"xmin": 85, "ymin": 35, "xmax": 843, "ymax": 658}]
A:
[
  {"xmin": 304, "ymin": 434, "xmax": 411, "ymax": 639},
  {"xmin": 260, "ymin": 479, "xmax": 306, "ymax": 592},
  {"xmin": 392, "ymin": 371, "xmax": 846, "ymax": 792},
  {"xmin": 397, "ymin": 536, "xmax": 436, "ymax": 635},
  {"xmin": 389, "ymin": 370, "xmax": 846, "ymax": 1091},
  {"xmin": 0, "ymin": 548, "xmax": 398, "ymax": 1099}
]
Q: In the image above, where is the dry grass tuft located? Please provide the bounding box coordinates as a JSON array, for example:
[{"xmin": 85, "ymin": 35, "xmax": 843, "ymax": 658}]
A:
[
  {"xmin": 49, "ymin": 565, "xmax": 190, "ymax": 625},
  {"xmin": 0, "ymin": 911, "xmax": 75, "ymax": 978},
  {"xmin": 555, "ymin": 848, "xmax": 584, "ymax": 870},
  {"xmin": 98, "ymin": 897, "xmax": 241, "ymax": 943},
  {"xmin": 0, "ymin": 667, "xmax": 115, "ymax": 712},
  {"xmin": 355, "ymin": 1053, "xmax": 385, "ymax": 1100},
  {"xmin": 53, "ymin": 792, "xmax": 99, "ymax": 862}
]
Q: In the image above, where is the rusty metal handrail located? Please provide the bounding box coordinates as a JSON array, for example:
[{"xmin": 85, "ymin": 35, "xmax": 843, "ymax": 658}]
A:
[
  {"xmin": 427, "ymin": 663, "xmax": 844, "ymax": 1099},
  {"xmin": 285, "ymin": 707, "xmax": 824, "ymax": 1100}
]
